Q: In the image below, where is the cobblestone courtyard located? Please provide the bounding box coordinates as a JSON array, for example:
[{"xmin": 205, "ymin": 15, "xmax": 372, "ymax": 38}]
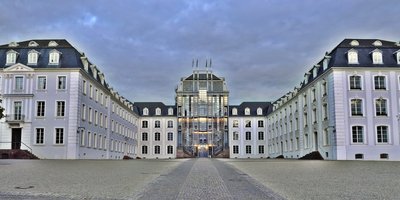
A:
[{"xmin": 0, "ymin": 158, "xmax": 399, "ymax": 199}]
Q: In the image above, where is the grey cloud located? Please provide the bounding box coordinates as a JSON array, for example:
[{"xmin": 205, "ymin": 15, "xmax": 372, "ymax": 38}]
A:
[{"xmin": 1, "ymin": 0, "xmax": 400, "ymax": 105}]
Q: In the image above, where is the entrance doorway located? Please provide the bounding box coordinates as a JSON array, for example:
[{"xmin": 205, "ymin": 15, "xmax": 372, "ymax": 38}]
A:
[{"xmin": 11, "ymin": 128, "xmax": 22, "ymax": 149}]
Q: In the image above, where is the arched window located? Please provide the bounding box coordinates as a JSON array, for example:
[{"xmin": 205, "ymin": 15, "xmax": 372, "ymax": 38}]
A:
[
  {"xmin": 257, "ymin": 107, "xmax": 263, "ymax": 115},
  {"xmin": 245, "ymin": 107, "xmax": 250, "ymax": 115},
  {"xmin": 29, "ymin": 41, "xmax": 39, "ymax": 47},
  {"xmin": 154, "ymin": 145, "xmax": 161, "ymax": 154},
  {"xmin": 167, "ymin": 132, "xmax": 173, "ymax": 141},
  {"xmin": 49, "ymin": 49, "xmax": 61, "ymax": 64},
  {"xmin": 371, "ymin": 49, "xmax": 383, "ymax": 64},
  {"xmin": 48, "ymin": 41, "xmax": 58, "ymax": 47},
  {"xmin": 232, "ymin": 108, "xmax": 237, "ymax": 115},
  {"xmin": 373, "ymin": 40, "xmax": 382, "ymax": 46},
  {"xmin": 6, "ymin": 50, "xmax": 18, "ymax": 65},
  {"xmin": 167, "ymin": 145, "xmax": 173, "ymax": 154},
  {"xmin": 28, "ymin": 50, "xmax": 40, "ymax": 65},
  {"xmin": 143, "ymin": 108, "xmax": 149, "ymax": 115},
  {"xmin": 155, "ymin": 107, "xmax": 161, "ymax": 115},
  {"xmin": 347, "ymin": 49, "xmax": 358, "ymax": 64},
  {"xmin": 350, "ymin": 40, "xmax": 359, "ymax": 46}
]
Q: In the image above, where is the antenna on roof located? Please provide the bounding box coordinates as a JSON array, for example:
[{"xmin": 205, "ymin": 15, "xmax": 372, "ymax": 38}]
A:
[
  {"xmin": 196, "ymin": 59, "xmax": 199, "ymax": 68},
  {"xmin": 210, "ymin": 59, "xmax": 212, "ymax": 68},
  {"xmin": 192, "ymin": 59, "xmax": 194, "ymax": 68},
  {"xmin": 206, "ymin": 59, "xmax": 208, "ymax": 68}
]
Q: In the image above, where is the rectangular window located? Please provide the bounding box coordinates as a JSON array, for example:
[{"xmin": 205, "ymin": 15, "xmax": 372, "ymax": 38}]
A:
[
  {"xmin": 167, "ymin": 120, "xmax": 173, "ymax": 128},
  {"xmin": 352, "ymin": 126, "xmax": 363, "ymax": 143},
  {"xmin": 88, "ymin": 107, "xmax": 93, "ymax": 123},
  {"xmin": 55, "ymin": 128, "xmax": 64, "ymax": 144},
  {"xmin": 167, "ymin": 145, "xmax": 173, "ymax": 154},
  {"xmin": 258, "ymin": 131, "xmax": 264, "ymax": 140},
  {"xmin": 258, "ymin": 145, "xmax": 265, "ymax": 154},
  {"xmin": 82, "ymin": 104, "xmax": 86, "ymax": 120},
  {"xmin": 375, "ymin": 99, "xmax": 387, "ymax": 116},
  {"xmin": 245, "ymin": 120, "xmax": 251, "ymax": 128},
  {"xmin": 80, "ymin": 130, "xmax": 85, "ymax": 147},
  {"xmin": 245, "ymin": 131, "xmax": 251, "ymax": 140},
  {"xmin": 56, "ymin": 101, "xmax": 65, "ymax": 117},
  {"xmin": 89, "ymin": 84, "xmax": 93, "ymax": 98},
  {"xmin": 351, "ymin": 99, "xmax": 363, "ymax": 116},
  {"xmin": 168, "ymin": 132, "xmax": 173, "ymax": 141},
  {"xmin": 142, "ymin": 146, "xmax": 148, "ymax": 154},
  {"xmin": 12, "ymin": 101, "xmax": 23, "ymax": 120},
  {"xmin": 374, "ymin": 76, "xmax": 386, "ymax": 90},
  {"xmin": 245, "ymin": 145, "xmax": 252, "ymax": 154},
  {"xmin": 36, "ymin": 101, "xmax": 45, "ymax": 117},
  {"xmin": 154, "ymin": 146, "xmax": 160, "ymax": 154},
  {"xmin": 142, "ymin": 132, "xmax": 148, "ymax": 141},
  {"xmin": 233, "ymin": 145, "xmax": 239, "ymax": 154},
  {"xmin": 258, "ymin": 120, "xmax": 264, "ymax": 128},
  {"xmin": 104, "ymin": 115, "xmax": 108, "ymax": 129},
  {"xmin": 57, "ymin": 76, "xmax": 67, "ymax": 90},
  {"xmin": 142, "ymin": 121, "xmax": 148, "ymax": 128},
  {"xmin": 233, "ymin": 132, "xmax": 239, "ymax": 140},
  {"xmin": 155, "ymin": 120, "xmax": 161, "ymax": 128},
  {"xmin": 377, "ymin": 126, "xmax": 388, "ymax": 143},
  {"xmin": 155, "ymin": 132, "xmax": 161, "ymax": 141},
  {"xmin": 35, "ymin": 128, "xmax": 44, "ymax": 144},
  {"xmin": 349, "ymin": 76, "xmax": 361, "ymax": 89},
  {"xmin": 37, "ymin": 76, "xmax": 47, "ymax": 90},
  {"xmin": 233, "ymin": 120, "xmax": 239, "ymax": 128},
  {"xmin": 82, "ymin": 80, "xmax": 87, "ymax": 95},
  {"xmin": 15, "ymin": 76, "xmax": 23, "ymax": 90}
]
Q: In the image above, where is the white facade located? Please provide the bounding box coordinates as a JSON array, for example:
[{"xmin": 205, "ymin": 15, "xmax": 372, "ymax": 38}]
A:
[
  {"xmin": 135, "ymin": 105, "xmax": 177, "ymax": 159},
  {"xmin": 268, "ymin": 39, "xmax": 400, "ymax": 161},
  {"xmin": 0, "ymin": 40, "xmax": 138, "ymax": 159}
]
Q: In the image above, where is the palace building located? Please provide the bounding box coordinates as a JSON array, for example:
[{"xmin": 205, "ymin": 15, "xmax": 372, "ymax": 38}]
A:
[{"xmin": 1, "ymin": 38, "xmax": 400, "ymax": 160}]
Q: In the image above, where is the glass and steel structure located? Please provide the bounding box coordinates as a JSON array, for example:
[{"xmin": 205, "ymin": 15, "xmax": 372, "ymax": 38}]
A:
[{"xmin": 176, "ymin": 68, "xmax": 229, "ymax": 157}]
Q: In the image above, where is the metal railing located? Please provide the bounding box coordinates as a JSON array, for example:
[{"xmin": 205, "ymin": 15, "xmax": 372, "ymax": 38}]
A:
[
  {"xmin": 0, "ymin": 141, "xmax": 32, "ymax": 153},
  {"xmin": 5, "ymin": 114, "xmax": 25, "ymax": 122}
]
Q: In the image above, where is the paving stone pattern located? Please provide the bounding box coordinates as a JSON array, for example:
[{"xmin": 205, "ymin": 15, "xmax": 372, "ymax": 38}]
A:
[{"xmin": 135, "ymin": 158, "xmax": 284, "ymax": 200}]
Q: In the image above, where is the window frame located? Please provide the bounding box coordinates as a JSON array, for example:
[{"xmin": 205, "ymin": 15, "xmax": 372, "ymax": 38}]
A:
[
  {"xmin": 54, "ymin": 128, "xmax": 64, "ymax": 145},
  {"xmin": 37, "ymin": 75, "xmax": 47, "ymax": 90},
  {"xmin": 167, "ymin": 132, "xmax": 173, "ymax": 141},
  {"xmin": 35, "ymin": 128, "xmax": 45, "ymax": 145},
  {"xmin": 349, "ymin": 75, "xmax": 362, "ymax": 90},
  {"xmin": 245, "ymin": 131, "xmax": 251, "ymax": 140},
  {"xmin": 142, "ymin": 132, "xmax": 148, "ymax": 141},
  {"xmin": 376, "ymin": 125, "xmax": 389, "ymax": 144},
  {"xmin": 36, "ymin": 100, "xmax": 46, "ymax": 117},
  {"xmin": 14, "ymin": 76, "xmax": 24, "ymax": 91},
  {"xmin": 375, "ymin": 98, "xmax": 388, "ymax": 116},
  {"xmin": 350, "ymin": 99, "xmax": 363, "ymax": 116},
  {"xmin": 154, "ymin": 132, "xmax": 161, "ymax": 141},
  {"xmin": 233, "ymin": 145, "xmax": 239, "ymax": 154},
  {"xmin": 351, "ymin": 125, "xmax": 364, "ymax": 144},
  {"xmin": 57, "ymin": 75, "xmax": 67, "ymax": 90},
  {"xmin": 56, "ymin": 101, "xmax": 66, "ymax": 117},
  {"xmin": 374, "ymin": 75, "xmax": 386, "ymax": 90}
]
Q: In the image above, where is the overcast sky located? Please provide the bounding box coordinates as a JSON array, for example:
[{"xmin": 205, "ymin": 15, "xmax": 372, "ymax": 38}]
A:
[{"xmin": 1, "ymin": 0, "xmax": 399, "ymax": 105}]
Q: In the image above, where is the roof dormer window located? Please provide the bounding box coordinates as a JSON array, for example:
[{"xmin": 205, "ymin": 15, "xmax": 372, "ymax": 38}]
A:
[
  {"xmin": 6, "ymin": 50, "xmax": 18, "ymax": 65},
  {"xmin": 395, "ymin": 51, "xmax": 400, "ymax": 64},
  {"xmin": 232, "ymin": 108, "xmax": 237, "ymax": 115},
  {"xmin": 28, "ymin": 50, "xmax": 40, "ymax": 65},
  {"xmin": 347, "ymin": 49, "xmax": 358, "ymax": 64},
  {"xmin": 49, "ymin": 49, "xmax": 61, "ymax": 65},
  {"xmin": 8, "ymin": 42, "xmax": 19, "ymax": 47},
  {"xmin": 371, "ymin": 49, "xmax": 383, "ymax": 64},
  {"xmin": 168, "ymin": 108, "xmax": 173, "ymax": 115},
  {"xmin": 143, "ymin": 108, "xmax": 149, "ymax": 116},
  {"xmin": 373, "ymin": 40, "xmax": 382, "ymax": 46},
  {"xmin": 155, "ymin": 107, "xmax": 161, "ymax": 115},
  {"xmin": 350, "ymin": 40, "xmax": 359, "ymax": 46},
  {"xmin": 28, "ymin": 41, "xmax": 39, "ymax": 47},
  {"xmin": 257, "ymin": 107, "xmax": 263, "ymax": 115},
  {"xmin": 245, "ymin": 107, "xmax": 250, "ymax": 115},
  {"xmin": 48, "ymin": 41, "xmax": 58, "ymax": 47}
]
